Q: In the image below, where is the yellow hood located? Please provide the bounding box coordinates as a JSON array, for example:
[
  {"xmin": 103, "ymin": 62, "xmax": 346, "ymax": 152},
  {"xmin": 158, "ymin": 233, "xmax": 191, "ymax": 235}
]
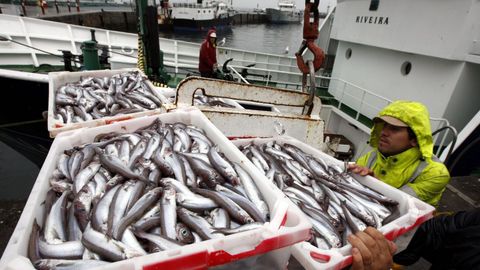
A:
[{"xmin": 370, "ymin": 100, "xmax": 433, "ymax": 159}]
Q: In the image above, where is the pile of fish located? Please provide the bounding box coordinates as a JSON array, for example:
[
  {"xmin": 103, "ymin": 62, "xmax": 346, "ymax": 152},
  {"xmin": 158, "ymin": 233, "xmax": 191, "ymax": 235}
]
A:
[
  {"xmin": 29, "ymin": 119, "xmax": 269, "ymax": 269},
  {"xmin": 54, "ymin": 71, "xmax": 168, "ymax": 124},
  {"xmin": 194, "ymin": 93, "xmax": 238, "ymax": 108},
  {"xmin": 239, "ymin": 141, "xmax": 399, "ymax": 250}
]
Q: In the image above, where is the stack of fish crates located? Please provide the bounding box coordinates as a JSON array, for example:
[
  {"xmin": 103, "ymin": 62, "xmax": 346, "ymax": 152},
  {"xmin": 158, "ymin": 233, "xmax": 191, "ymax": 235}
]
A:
[
  {"xmin": 0, "ymin": 108, "xmax": 312, "ymax": 270},
  {"xmin": 230, "ymin": 136, "xmax": 435, "ymax": 270}
]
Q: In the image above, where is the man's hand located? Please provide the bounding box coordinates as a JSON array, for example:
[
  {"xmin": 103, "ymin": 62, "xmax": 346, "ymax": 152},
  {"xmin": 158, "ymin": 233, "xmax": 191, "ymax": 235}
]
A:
[
  {"xmin": 348, "ymin": 227, "xmax": 397, "ymax": 270},
  {"xmin": 348, "ymin": 164, "xmax": 375, "ymax": 177}
]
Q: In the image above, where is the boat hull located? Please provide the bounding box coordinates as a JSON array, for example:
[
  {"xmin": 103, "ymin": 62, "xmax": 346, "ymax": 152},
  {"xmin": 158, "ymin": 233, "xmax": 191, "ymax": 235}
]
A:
[
  {"xmin": 172, "ymin": 16, "xmax": 233, "ymax": 31},
  {"xmin": 266, "ymin": 8, "xmax": 301, "ymax": 24}
]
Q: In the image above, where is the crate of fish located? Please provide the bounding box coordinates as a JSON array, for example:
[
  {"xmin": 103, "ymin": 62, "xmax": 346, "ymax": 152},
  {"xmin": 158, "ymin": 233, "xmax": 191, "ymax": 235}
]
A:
[
  {"xmin": 230, "ymin": 136, "xmax": 435, "ymax": 270},
  {"xmin": 0, "ymin": 108, "xmax": 311, "ymax": 270},
  {"xmin": 48, "ymin": 68, "xmax": 171, "ymax": 138}
]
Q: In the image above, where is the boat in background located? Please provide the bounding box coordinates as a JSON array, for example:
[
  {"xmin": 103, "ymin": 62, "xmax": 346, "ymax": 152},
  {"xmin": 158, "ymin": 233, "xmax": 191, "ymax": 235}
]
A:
[
  {"xmin": 164, "ymin": 0, "xmax": 234, "ymax": 31},
  {"xmin": 266, "ymin": 0, "xmax": 302, "ymax": 24}
]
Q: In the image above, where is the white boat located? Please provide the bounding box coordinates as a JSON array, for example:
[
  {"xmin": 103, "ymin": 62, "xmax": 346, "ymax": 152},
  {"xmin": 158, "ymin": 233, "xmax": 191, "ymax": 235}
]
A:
[
  {"xmin": 265, "ymin": 1, "xmax": 302, "ymax": 24},
  {"xmin": 168, "ymin": 0, "xmax": 233, "ymax": 31},
  {"xmin": 318, "ymin": 0, "xmax": 479, "ymax": 176}
]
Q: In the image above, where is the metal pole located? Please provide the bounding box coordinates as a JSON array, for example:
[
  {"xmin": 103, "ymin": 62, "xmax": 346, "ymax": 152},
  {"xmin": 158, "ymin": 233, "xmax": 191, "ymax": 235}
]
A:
[
  {"xmin": 338, "ymin": 81, "xmax": 346, "ymax": 109},
  {"xmin": 356, "ymin": 91, "xmax": 366, "ymax": 121},
  {"xmin": 174, "ymin": 40, "xmax": 178, "ymax": 74},
  {"xmin": 21, "ymin": 0, "xmax": 27, "ymax": 16}
]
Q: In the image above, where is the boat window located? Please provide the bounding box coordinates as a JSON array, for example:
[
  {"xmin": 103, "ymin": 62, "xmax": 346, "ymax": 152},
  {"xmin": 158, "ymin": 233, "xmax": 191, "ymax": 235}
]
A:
[
  {"xmin": 345, "ymin": 48, "xmax": 352, "ymax": 59},
  {"xmin": 401, "ymin": 61, "xmax": 412, "ymax": 76},
  {"xmin": 198, "ymin": 10, "xmax": 200, "ymax": 13},
  {"xmin": 369, "ymin": 0, "xmax": 379, "ymax": 11}
]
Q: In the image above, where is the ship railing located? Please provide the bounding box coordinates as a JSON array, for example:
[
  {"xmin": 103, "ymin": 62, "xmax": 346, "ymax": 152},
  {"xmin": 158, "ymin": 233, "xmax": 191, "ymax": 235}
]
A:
[
  {"xmin": 227, "ymin": 64, "xmax": 454, "ymax": 159},
  {"xmin": 172, "ymin": 3, "xmax": 204, "ymax": 8},
  {"xmin": 0, "ymin": 15, "xmax": 300, "ymax": 78}
]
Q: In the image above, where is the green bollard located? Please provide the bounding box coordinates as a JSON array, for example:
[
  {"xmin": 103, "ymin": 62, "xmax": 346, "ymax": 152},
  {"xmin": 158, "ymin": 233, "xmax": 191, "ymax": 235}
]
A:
[{"xmin": 82, "ymin": 40, "xmax": 100, "ymax": 70}]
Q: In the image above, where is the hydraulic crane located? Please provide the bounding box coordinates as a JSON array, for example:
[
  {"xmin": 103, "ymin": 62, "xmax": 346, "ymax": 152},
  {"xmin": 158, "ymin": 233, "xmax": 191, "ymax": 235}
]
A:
[{"xmin": 135, "ymin": 0, "xmax": 171, "ymax": 86}]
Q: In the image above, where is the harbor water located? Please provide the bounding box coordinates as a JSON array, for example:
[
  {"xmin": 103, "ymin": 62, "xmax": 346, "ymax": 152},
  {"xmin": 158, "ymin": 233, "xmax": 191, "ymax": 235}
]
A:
[
  {"xmin": 0, "ymin": 3, "xmax": 305, "ymax": 56},
  {"xmin": 158, "ymin": 23, "xmax": 304, "ymax": 56}
]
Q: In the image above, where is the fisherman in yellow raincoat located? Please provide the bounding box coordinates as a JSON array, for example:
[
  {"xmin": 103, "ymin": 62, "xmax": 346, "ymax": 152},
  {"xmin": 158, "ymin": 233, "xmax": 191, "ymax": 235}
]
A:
[{"xmin": 349, "ymin": 100, "xmax": 450, "ymax": 206}]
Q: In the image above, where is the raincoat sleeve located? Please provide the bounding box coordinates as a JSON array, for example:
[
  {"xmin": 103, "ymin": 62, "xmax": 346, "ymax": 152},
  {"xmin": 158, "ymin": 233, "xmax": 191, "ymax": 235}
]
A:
[
  {"xmin": 393, "ymin": 209, "xmax": 480, "ymax": 268},
  {"xmin": 406, "ymin": 162, "xmax": 450, "ymax": 206},
  {"xmin": 355, "ymin": 152, "xmax": 371, "ymax": 167}
]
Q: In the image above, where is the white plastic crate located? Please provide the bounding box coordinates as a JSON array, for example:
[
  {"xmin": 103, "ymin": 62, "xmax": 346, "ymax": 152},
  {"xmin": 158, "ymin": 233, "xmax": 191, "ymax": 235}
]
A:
[
  {"xmin": 156, "ymin": 84, "xmax": 244, "ymax": 110},
  {"xmin": 230, "ymin": 136, "xmax": 436, "ymax": 270},
  {"xmin": 48, "ymin": 68, "xmax": 169, "ymax": 138},
  {"xmin": 0, "ymin": 108, "xmax": 311, "ymax": 270}
]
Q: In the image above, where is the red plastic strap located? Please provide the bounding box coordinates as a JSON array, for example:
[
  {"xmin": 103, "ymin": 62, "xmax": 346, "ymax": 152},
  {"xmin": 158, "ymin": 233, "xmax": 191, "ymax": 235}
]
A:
[
  {"xmin": 143, "ymin": 228, "xmax": 310, "ymax": 270},
  {"xmin": 295, "ymin": 41, "xmax": 325, "ymax": 74},
  {"xmin": 338, "ymin": 256, "xmax": 354, "ymax": 270},
  {"xmin": 384, "ymin": 212, "xmax": 433, "ymax": 241},
  {"xmin": 227, "ymin": 135, "xmax": 259, "ymax": 140},
  {"xmin": 280, "ymin": 212, "xmax": 288, "ymax": 227},
  {"xmin": 105, "ymin": 116, "xmax": 133, "ymax": 124},
  {"xmin": 310, "ymin": 251, "xmax": 331, "ymax": 263},
  {"xmin": 143, "ymin": 251, "xmax": 209, "ymax": 270}
]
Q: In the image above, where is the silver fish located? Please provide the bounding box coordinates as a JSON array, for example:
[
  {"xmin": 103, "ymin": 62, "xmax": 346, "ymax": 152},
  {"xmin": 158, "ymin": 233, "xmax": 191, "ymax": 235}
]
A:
[
  {"xmin": 113, "ymin": 187, "xmax": 163, "ymax": 240},
  {"xmin": 233, "ymin": 163, "xmax": 269, "ymax": 220},
  {"xmin": 38, "ymin": 239, "xmax": 84, "ymax": 260},
  {"xmin": 73, "ymin": 161, "xmax": 101, "ymax": 194},
  {"xmin": 177, "ymin": 208, "xmax": 217, "ymax": 240},
  {"xmin": 82, "ymin": 224, "xmax": 143, "ymax": 262},
  {"xmin": 176, "ymin": 222, "xmax": 195, "ymax": 244},
  {"xmin": 208, "ymin": 148, "xmax": 240, "ymax": 185},
  {"xmin": 44, "ymin": 191, "xmax": 69, "ymax": 244},
  {"xmin": 193, "ymin": 188, "xmax": 254, "ymax": 225},
  {"xmin": 160, "ymin": 186, "xmax": 177, "ymax": 240},
  {"xmin": 133, "ymin": 229, "xmax": 183, "ymax": 251}
]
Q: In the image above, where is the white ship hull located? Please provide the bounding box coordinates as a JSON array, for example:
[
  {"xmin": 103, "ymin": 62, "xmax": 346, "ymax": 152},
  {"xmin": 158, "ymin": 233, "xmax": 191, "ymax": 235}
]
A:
[{"xmin": 266, "ymin": 8, "xmax": 301, "ymax": 24}]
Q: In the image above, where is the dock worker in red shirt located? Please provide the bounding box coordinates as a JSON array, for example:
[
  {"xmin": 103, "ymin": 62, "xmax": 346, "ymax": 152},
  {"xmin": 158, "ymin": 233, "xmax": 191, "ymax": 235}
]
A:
[{"xmin": 198, "ymin": 29, "xmax": 218, "ymax": 78}]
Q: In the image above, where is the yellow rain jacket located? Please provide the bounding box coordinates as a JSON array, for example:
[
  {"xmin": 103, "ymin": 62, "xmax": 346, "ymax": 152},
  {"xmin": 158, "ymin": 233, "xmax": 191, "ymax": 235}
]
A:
[{"xmin": 357, "ymin": 101, "xmax": 450, "ymax": 206}]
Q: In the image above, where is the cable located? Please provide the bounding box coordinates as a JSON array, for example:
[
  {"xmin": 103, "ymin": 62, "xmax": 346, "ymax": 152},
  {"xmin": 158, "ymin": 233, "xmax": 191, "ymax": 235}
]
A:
[
  {"xmin": 3, "ymin": 37, "xmax": 83, "ymax": 64},
  {"xmin": 0, "ymin": 127, "xmax": 52, "ymax": 144}
]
